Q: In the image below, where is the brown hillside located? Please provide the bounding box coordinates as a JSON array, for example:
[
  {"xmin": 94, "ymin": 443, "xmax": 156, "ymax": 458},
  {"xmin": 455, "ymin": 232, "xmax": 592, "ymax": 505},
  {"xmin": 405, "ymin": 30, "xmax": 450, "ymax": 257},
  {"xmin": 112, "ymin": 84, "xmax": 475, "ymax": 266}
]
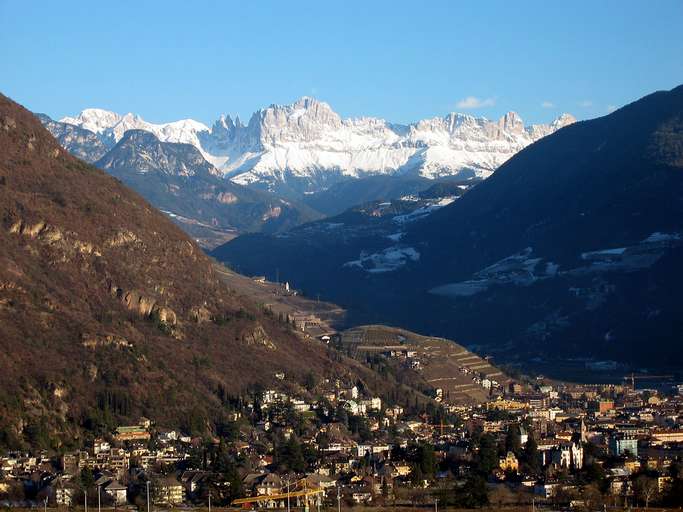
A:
[
  {"xmin": 0, "ymin": 94, "xmax": 374, "ymax": 449},
  {"xmin": 339, "ymin": 325, "xmax": 510, "ymax": 405}
]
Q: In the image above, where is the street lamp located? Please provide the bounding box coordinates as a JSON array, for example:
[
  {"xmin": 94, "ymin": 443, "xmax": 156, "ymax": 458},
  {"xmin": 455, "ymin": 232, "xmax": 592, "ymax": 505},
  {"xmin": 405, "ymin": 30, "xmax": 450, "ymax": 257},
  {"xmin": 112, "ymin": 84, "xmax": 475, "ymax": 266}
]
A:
[
  {"xmin": 97, "ymin": 484, "xmax": 101, "ymax": 512},
  {"xmin": 146, "ymin": 481, "xmax": 151, "ymax": 512},
  {"xmin": 286, "ymin": 477, "xmax": 291, "ymax": 512}
]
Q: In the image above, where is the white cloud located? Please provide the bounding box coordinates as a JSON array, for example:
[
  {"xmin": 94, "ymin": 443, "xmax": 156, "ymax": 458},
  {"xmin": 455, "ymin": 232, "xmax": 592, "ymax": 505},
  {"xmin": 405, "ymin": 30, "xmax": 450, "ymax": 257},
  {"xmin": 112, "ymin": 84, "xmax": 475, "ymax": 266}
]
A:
[
  {"xmin": 541, "ymin": 101, "xmax": 555, "ymax": 108},
  {"xmin": 606, "ymin": 104, "xmax": 618, "ymax": 113},
  {"xmin": 578, "ymin": 100, "xmax": 593, "ymax": 108},
  {"xmin": 456, "ymin": 96, "xmax": 496, "ymax": 109}
]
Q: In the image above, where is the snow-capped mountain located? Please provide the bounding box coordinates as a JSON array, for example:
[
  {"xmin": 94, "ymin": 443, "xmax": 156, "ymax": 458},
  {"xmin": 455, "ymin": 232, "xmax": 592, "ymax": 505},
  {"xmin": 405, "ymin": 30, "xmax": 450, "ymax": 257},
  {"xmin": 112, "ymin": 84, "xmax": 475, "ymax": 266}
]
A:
[
  {"xmin": 59, "ymin": 98, "xmax": 575, "ymax": 195},
  {"xmin": 60, "ymin": 108, "xmax": 219, "ymax": 165},
  {"xmin": 61, "ymin": 108, "xmax": 210, "ymax": 146}
]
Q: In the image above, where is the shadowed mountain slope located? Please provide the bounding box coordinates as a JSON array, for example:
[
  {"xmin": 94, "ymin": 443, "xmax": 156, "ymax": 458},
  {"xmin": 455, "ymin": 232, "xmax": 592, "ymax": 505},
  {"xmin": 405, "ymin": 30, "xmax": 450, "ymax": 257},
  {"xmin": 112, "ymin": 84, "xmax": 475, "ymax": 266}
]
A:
[{"xmin": 214, "ymin": 85, "xmax": 683, "ymax": 372}]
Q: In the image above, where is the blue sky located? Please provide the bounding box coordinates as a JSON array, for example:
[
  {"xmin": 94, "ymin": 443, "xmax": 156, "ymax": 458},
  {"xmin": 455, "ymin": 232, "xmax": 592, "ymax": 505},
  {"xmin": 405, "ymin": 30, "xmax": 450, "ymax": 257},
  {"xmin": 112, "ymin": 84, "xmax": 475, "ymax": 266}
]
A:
[{"xmin": 1, "ymin": 0, "xmax": 681, "ymax": 126}]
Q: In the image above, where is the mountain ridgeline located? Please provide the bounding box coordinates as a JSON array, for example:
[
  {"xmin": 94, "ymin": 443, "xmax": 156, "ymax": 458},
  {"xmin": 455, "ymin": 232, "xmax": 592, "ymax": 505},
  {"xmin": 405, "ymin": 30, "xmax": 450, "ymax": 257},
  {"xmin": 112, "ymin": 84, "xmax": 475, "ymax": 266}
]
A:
[
  {"xmin": 213, "ymin": 85, "xmax": 683, "ymax": 373},
  {"xmin": 50, "ymin": 98, "xmax": 574, "ymax": 197},
  {"xmin": 42, "ymin": 98, "xmax": 575, "ymax": 247}
]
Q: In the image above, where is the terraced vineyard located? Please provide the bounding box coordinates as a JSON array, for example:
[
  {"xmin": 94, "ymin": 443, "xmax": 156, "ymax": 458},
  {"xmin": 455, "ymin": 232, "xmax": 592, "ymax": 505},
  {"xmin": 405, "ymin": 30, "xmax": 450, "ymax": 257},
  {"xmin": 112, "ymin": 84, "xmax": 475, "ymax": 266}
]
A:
[{"xmin": 338, "ymin": 325, "xmax": 511, "ymax": 406}]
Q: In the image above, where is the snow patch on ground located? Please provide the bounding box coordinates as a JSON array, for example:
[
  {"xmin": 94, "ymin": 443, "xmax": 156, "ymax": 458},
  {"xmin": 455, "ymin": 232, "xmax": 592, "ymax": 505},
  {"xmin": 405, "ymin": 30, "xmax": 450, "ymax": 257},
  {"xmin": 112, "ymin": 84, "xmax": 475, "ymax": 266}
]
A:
[
  {"xmin": 393, "ymin": 196, "xmax": 457, "ymax": 224},
  {"xmin": 431, "ymin": 232, "xmax": 683, "ymax": 299},
  {"xmin": 344, "ymin": 246, "xmax": 420, "ymax": 273},
  {"xmin": 430, "ymin": 248, "xmax": 547, "ymax": 297},
  {"xmin": 581, "ymin": 247, "xmax": 627, "ymax": 259},
  {"xmin": 644, "ymin": 232, "xmax": 681, "ymax": 243}
]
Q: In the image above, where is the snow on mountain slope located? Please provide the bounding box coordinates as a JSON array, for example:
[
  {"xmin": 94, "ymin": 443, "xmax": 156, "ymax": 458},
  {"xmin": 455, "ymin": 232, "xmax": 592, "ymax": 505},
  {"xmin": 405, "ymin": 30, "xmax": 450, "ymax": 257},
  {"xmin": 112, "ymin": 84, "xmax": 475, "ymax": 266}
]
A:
[
  {"xmin": 60, "ymin": 108, "xmax": 218, "ymax": 165},
  {"xmin": 60, "ymin": 98, "xmax": 575, "ymax": 195},
  {"xmin": 61, "ymin": 108, "xmax": 122, "ymax": 134}
]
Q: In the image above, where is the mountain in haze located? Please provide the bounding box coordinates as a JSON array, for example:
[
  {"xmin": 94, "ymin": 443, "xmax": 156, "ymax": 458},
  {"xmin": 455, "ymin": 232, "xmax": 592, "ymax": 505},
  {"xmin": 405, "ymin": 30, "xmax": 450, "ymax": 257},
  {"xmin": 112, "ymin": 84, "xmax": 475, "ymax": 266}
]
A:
[
  {"xmin": 41, "ymin": 116, "xmax": 321, "ymax": 248},
  {"xmin": 213, "ymin": 85, "xmax": 683, "ymax": 373},
  {"xmin": 0, "ymin": 93, "xmax": 392, "ymax": 448},
  {"xmin": 57, "ymin": 98, "xmax": 575, "ymax": 197}
]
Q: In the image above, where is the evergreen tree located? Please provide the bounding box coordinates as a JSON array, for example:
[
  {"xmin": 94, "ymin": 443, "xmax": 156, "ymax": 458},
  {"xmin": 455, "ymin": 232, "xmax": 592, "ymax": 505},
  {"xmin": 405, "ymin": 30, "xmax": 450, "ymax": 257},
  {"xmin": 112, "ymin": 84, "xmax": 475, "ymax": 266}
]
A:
[
  {"xmin": 304, "ymin": 372, "xmax": 316, "ymax": 392},
  {"xmin": 80, "ymin": 468, "xmax": 95, "ymax": 490},
  {"xmin": 411, "ymin": 464, "xmax": 424, "ymax": 486},
  {"xmin": 453, "ymin": 474, "xmax": 489, "ymax": 507},
  {"xmin": 476, "ymin": 433, "xmax": 499, "ymax": 474},
  {"xmin": 523, "ymin": 434, "xmax": 540, "ymax": 474},
  {"xmin": 416, "ymin": 443, "xmax": 437, "ymax": 478},
  {"xmin": 277, "ymin": 436, "xmax": 306, "ymax": 473},
  {"xmin": 505, "ymin": 424, "xmax": 521, "ymax": 455}
]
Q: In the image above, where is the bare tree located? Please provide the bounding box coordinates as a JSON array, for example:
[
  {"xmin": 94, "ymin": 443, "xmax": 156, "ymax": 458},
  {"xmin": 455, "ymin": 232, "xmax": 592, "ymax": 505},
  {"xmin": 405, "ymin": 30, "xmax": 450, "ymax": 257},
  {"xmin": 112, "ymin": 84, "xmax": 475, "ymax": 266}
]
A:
[
  {"xmin": 489, "ymin": 484, "xmax": 515, "ymax": 509},
  {"xmin": 634, "ymin": 475, "xmax": 659, "ymax": 509},
  {"xmin": 582, "ymin": 482, "xmax": 605, "ymax": 511}
]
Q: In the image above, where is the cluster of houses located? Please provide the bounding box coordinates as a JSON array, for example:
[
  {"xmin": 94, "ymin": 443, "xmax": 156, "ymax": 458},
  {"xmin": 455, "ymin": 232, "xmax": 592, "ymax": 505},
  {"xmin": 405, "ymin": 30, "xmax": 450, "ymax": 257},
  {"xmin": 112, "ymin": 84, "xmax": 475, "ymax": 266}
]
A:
[
  {"xmin": 470, "ymin": 379, "xmax": 683, "ymax": 504},
  {"xmin": 1, "ymin": 372, "xmax": 682, "ymax": 509}
]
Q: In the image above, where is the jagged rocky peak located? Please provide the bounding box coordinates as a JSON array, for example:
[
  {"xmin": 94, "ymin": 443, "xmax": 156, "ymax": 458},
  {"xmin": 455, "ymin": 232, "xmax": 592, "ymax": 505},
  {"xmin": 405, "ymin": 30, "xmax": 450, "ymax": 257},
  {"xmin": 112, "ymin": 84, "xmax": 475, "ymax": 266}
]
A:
[
  {"xmin": 411, "ymin": 112, "xmax": 469, "ymax": 136},
  {"xmin": 526, "ymin": 112, "xmax": 577, "ymax": 139},
  {"xmin": 211, "ymin": 113, "xmax": 246, "ymax": 140},
  {"xmin": 56, "ymin": 96, "xmax": 577, "ymax": 194},
  {"xmin": 61, "ymin": 108, "xmax": 210, "ymax": 147},
  {"xmin": 498, "ymin": 111, "xmax": 525, "ymax": 134},
  {"xmin": 214, "ymin": 114, "xmax": 235, "ymax": 133},
  {"xmin": 553, "ymin": 112, "xmax": 577, "ymax": 128},
  {"xmin": 255, "ymin": 96, "xmax": 343, "ymax": 143}
]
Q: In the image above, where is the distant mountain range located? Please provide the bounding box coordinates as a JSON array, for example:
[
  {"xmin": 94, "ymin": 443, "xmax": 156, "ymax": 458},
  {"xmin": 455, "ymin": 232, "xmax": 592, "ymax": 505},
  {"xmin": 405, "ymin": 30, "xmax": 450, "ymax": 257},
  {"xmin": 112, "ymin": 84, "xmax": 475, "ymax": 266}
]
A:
[
  {"xmin": 213, "ymin": 85, "xmax": 683, "ymax": 373},
  {"xmin": 51, "ymin": 97, "xmax": 575, "ymax": 197},
  {"xmin": 41, "ymin": 99, "xmax": 574, "ymax": 246}
]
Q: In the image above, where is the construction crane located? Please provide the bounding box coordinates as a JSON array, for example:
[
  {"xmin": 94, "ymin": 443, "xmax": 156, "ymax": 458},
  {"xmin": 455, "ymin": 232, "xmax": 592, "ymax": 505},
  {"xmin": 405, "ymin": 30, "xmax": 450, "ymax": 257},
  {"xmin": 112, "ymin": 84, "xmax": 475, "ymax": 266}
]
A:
[
  {"xmin": 231, "ymin": 479, "xmax": 324, "ymax": 511},
  {"xmin": 623, "ymin": 373, "xmax": 674, "ymax": 390}
]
